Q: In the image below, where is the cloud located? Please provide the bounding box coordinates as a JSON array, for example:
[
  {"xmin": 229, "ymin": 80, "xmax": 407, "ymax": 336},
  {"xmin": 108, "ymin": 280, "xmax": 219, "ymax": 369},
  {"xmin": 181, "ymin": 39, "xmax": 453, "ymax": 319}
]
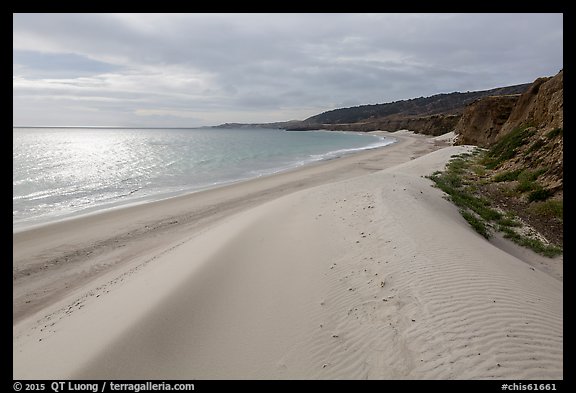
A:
[
  {"xmin": 13, "ymin": 50, "xmax": 121, "ymax": 79},
  {"xmin": 13, "ymin": 13, "xmax": 563, "ymax": 127},
  {"xmin": 135, "ymin": 108, "xmax": 204, "ymax": 119}
]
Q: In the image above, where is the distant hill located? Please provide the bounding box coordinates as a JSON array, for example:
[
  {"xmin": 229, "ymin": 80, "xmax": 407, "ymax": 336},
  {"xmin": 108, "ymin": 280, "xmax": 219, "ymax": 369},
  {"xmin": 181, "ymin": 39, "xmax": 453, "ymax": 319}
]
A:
[
  {"xmin": 213, "ymin": 120, "xmax": 304, "ymax": 130},
  {"xmin": 213, "ymin": 83, "xmax": 531, "ymax": 135},
  {"xmin": 302, "ymin": 84, "xmax": 530, "ymax": 126}
]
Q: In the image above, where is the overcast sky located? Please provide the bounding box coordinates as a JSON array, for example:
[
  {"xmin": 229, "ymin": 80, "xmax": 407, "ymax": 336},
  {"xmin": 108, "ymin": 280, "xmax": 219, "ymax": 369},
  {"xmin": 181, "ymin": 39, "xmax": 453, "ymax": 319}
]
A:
[{"xmin": 13, "ymin": 13, "xmax": 563, "ymax": 127}]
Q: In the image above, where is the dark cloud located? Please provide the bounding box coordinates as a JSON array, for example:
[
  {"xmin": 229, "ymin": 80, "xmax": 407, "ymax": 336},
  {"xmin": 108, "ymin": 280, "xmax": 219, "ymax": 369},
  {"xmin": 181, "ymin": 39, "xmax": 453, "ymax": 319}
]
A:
[{"xmin": 13, "ymin": 13, "xmax": 563, "ymax": 127}]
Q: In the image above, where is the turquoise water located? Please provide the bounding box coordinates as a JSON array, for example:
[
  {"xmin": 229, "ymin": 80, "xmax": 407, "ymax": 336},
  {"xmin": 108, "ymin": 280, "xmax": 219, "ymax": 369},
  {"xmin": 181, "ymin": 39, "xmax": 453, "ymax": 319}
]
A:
[{"xmin": 13, "ymin": 127, "xmax": 395, "ymax": 229}]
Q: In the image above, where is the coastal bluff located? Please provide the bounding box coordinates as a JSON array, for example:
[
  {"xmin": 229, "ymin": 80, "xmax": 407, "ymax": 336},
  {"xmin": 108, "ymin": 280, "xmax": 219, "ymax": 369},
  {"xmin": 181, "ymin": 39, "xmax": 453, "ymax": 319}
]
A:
[
  {"xmin": 454, "ymin": 70, "xmax": 563, "ymax": 194},
  {"xmin": 455, "ymin": 70, "xmax": 563, "ymax": 148}
]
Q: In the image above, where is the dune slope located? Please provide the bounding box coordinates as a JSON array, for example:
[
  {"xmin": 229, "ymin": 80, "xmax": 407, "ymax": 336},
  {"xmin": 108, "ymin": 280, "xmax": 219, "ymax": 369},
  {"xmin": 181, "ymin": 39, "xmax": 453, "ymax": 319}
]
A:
[{"xmin": 13, "ymin": 145, "xmax": 562, "ymax": 380}]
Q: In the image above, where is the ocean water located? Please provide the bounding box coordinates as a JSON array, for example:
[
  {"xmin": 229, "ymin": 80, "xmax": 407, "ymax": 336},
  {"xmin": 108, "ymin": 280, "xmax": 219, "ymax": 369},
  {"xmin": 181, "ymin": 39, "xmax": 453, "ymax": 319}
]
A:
[{"xmin": 13, "ymin": 127, "xmax": 395, "ymax": 230}]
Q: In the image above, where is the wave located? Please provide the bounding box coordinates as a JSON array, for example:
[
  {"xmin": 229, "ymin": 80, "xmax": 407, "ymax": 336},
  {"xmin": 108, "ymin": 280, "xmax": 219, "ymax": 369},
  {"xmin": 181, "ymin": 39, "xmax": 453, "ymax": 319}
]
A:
[
  {"xmin": 248, "ymin": 136, "xmax": 397, "ymax": 178},
  {"xmin": 308, "ymin": 136, "xmax": 397, "ymax": 162}
]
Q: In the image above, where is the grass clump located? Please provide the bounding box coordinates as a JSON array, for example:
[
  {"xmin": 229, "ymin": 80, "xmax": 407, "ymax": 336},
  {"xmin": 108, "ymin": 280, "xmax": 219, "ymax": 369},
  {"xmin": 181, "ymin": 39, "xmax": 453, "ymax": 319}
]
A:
[
  {"xmin": 481, "ymin": 126, "xmax": 536, "ymax": 169},
  {"xmin": 497, "ymin": 216, "xmax": 522, "ymax": 228},
  {"xmin": 460, "ymin": 210, "xmax": 491, "ymax": 239},
  {"xmin": 528, "ymin": 188, "xmax": 554, "ymax": 202},
  {"xmin": 515, "ymin": 179, "xmax": 539, "ymax": 193},
  {"xmin": 526, "ymin": 138, "xmax": 546, "ymax": 155},
  {"xmin": 499, "ymin": 226, "xmax": 563, "ymax": 257},
  {"xmin": 446, "ymin": 157, "xmax": 469, "ymax": 175},
  {"xmin": 428, "ymin": 150, "xmax": 562, "ymax": 257},
  {"xmin": 493, "ymin": 169, "xmax": 522, "ymax": 182},
  {"xmin": 528, "ymin": 200, "xmax": 563, "ymax": 220},
  {"xmin": 514, "ymin": 169, "xmax": 547, "ymax": 194},
  {"xmin": 546, "ymin": 128, "xmax": 563, "ymax": 139},
  {"xmin": 471, "ymin": 164, "xmax": 487, "ymax": 177}
]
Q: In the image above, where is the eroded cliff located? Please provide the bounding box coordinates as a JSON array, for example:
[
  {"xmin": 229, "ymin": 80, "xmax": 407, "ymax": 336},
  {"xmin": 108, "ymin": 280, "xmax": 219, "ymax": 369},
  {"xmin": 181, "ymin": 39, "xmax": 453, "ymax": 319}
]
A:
[
  {"xmin": 453, "ymin": 95, "xmax": 520, "ymax": 146},
  {"xmin": 455, "ymin": 70, "xmax": 563, "ymax": 193}
]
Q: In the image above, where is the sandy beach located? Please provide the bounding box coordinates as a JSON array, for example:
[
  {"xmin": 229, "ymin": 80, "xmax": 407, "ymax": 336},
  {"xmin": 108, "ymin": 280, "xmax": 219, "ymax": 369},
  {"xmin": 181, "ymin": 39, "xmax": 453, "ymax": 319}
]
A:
[{"xmin": 13, "ymin": 131, "xmax": 562, "ymax": 379}]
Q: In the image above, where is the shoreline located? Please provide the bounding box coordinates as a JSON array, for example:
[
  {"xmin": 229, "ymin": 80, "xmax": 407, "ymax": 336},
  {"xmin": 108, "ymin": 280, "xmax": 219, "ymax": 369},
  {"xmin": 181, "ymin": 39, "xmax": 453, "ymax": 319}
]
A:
[
  {"xmin": 13, "ymin": 130, "xmax": 441, "ymax": 324},
  {"xmin": 13, "ymin": 128, "xmax": 392, "ymax": 232},
  {"xmin": 13, "ymin": 130, "xmax": 562, "ymax": 379},
  {"xmin": 13, "ymin": 132, "xmax": 395, "ymax": 234}
]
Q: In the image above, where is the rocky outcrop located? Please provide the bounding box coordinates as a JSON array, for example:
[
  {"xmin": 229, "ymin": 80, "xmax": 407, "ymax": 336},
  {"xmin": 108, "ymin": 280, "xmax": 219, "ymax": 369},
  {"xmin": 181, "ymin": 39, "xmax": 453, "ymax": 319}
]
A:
[
  {"xmin": 510, "ymin": 127, "xmax": 563, "ymax": 193},
  {"xmin": 496, "ymin": 70, "xmax": 563, "ymax": 138},
  {"xmin": 455, "ymin": 70, "xmax": 563, "ymax": 194},
  {"xmin": 291, "ymin": 114, "xmax": 461, "ymax": 136},
  {"xmin": 453, "ymin": 95, "xmax": 520, "ymax": 147},
  {"xmin": 455, "ymin": 70, "xmax": 563, "ymax": 147},
  {"xmin": 500, "ymin": 70, "xmax": 563, "ymax": 192},
  {"xmin": 359, "ymin": 114, "xmax": 461, "ymax": 136}
]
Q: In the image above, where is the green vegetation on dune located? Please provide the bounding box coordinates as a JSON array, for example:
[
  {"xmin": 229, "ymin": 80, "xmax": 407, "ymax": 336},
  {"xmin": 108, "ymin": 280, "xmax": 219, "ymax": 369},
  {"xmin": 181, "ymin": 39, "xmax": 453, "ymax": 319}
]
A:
[
  {"xmin": 427, "ymin": 148, "xmax": 562, "ymax": 257},
  {"xmin": 528, "ymin": 200, "xmax": 563, "ymax": 220},
  {"xmin": 515, "ymin": 169, "xmax": 547, "ymax": 193},
  {"xmin": 460, "ymin": 209, "xmax": 491, "ymax": 239},
  {"xmin": 493, "ymin": 169, "xmax": 522, "ymax": 182},
  {"xmin": 546, "ymin": 128, "xmax": 563, "ymax": 139},
  {"xmin": 481, "ymin": 126, "xmax": 537, "ymax": 169}
]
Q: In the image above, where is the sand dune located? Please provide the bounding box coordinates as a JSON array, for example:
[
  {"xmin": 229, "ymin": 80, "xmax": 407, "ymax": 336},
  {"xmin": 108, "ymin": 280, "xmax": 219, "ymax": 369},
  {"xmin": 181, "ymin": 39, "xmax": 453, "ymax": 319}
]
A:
[{"xmin": 13, "ymin": 134, "xmax": 562, "ymax": 379}]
